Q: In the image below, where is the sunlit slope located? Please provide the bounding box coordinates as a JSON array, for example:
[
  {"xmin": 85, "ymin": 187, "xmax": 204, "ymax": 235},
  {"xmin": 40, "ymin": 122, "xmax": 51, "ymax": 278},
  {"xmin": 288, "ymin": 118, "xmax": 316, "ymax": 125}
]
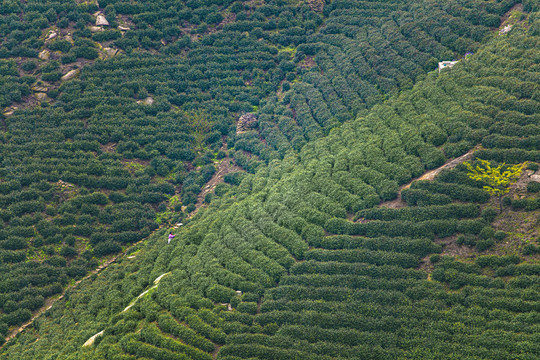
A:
[
  {"xmin": 2, "ymin": 11, "xmax": 539, "ymax": 360},
  {"xmin": 0, "ymin": 0, "xmax": 525, "ymax": 341}
]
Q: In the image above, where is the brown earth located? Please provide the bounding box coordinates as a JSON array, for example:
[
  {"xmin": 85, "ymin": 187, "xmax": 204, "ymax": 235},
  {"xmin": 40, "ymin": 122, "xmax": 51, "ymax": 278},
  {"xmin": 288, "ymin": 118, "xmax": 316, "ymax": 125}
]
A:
[
  {"xmin": 191, "ymin": 140, "xmax": 243, "ymax": 217},
  {"xmin": 379, "ymin": 147, "xmax": 478, "ymax": 210}
]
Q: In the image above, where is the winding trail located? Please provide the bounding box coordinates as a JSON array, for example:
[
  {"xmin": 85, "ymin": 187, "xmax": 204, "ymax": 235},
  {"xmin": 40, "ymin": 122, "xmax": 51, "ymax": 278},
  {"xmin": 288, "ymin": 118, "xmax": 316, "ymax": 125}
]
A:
[
  {"xmin": 2, "ymin": 143, "xmax": 238, "ymax": 346},
  {"xmin": 3, "ymin": 255, "xmax": 116, "ymax": 345},
  {"xmin": 190, "ymin": 139, "xmax": 242, "ymax": 219},
  {"xmin": 379, "ymin": 147, "xmax": 479, "ymax": 209},
  {"xmin": 2, "ymin": 146, "xmax": 479, "ymax": 346},
  {"xmin": 1, "ymin": 237, "xmax": 149, "ymax": 346}
]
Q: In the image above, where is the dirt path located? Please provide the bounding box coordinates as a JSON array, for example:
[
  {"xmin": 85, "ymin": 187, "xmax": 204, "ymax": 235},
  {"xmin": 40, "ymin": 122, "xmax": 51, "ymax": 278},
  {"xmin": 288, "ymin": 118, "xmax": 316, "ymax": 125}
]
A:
[
  {"xmin": 379, "ymin": 147, "xmax": 478, "ymax": 209},
  {"xmin": 3, "ymin": 139, "xmax": 245, "ymax": 346},
  {"xmin": 2, "ymin": 233, "xmax": 150, "ymax": 346},
  {"xmin": 190, "ymin": 140, "xmax": 242, "ymax": 218}
]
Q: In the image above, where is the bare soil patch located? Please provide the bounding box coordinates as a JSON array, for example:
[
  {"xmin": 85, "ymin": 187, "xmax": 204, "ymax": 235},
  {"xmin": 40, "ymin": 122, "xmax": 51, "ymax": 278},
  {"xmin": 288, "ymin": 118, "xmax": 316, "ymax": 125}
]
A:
[
  {"xmin": 378, "ymin": 147, "xmax": 478, "ymax": 210},
  {"xmin": 189, "ymin": 140, "xmax": 243, "ymax": 218}
]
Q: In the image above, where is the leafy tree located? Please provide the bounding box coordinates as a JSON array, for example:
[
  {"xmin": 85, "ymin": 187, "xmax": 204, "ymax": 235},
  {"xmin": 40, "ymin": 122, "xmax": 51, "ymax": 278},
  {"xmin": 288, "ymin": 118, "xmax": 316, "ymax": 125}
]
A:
[
  {"xmin": 185, "ymin": 109, "xmax": 212, "ymax": 151},
  {"xmin": 464, "ymin": 159, "xmax": 526, "ymax": 211}
]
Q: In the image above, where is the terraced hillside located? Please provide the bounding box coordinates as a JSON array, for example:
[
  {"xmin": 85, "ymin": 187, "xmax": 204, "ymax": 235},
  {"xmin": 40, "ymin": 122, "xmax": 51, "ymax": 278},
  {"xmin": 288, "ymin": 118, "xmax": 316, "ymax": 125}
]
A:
[
  {"xmin": 1, "ymin": 0, "xmax": 527, "ymax": 342},
  {"xmin": 2, "ymin": 5, "xmax": 539, "ymax": 359}
]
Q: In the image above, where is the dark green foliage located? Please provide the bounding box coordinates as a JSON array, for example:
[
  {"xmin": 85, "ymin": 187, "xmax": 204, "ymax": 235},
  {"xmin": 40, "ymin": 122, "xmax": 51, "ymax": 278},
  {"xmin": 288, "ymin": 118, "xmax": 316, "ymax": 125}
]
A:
[
  {"xmin": 158, "ymin": 313, "xmax": 215, "ymax": 352},
  {"xmin": 138, "ymin": 323, "xmax": 213, "ymax": 360},
  {"xmin": 456, "ymin": 234, "xmax": 477, "ymax": 247},
  {"xmin": 511, "ymin": 196, "xmax": 540, "ymax": 211},
  {"xmin": 527, "ymin": 181, "xmax": 540, "ymax": 193},
  {"xmin": 357, "ymin": 204, "xmax": 480, "ymax": 222},
  {"xmin": 522, "ymin": 243, "xmax": 540, "ymax": 255},
  {"xmin": 206, "ymin": 284, "xmax": 236, "ymax": 303},
  {"xmin": 2, "ymin": 0, "xmax": 540, "ymax": 358},
  {"xmin": 224, "ymin": 172, "xmax": 246, "ymax": 186},
  {"xmin": 527, "ymin": 163, "xmax": 539, "ymax": 172},
  {"xmin": 410, "ymin": 181, "xmax": 490, "ymax": 203},
  {"xmin": 94, "ymin": 241, "xmax": 122, "ymax": 257},
  {"xmin": 237, "ymin": 302, "xmax": 258, "ymax": 315},
  {"xmin": 481, "ymin": 207, "xmax": 498, "ymax": 222},
  {"xmin": 401, "ymin": 189, "xmax": 452, "ymax": 206},
  {"xmin": 476, "ymin": 255, "xmax": 520, "ymax": 268},
  {"xmin": 476, "ymin": 238, "xmax": 495, "ymax": 252},
  {"xmin": 59, "ymin": 245, "xmax": 77, "ymax": 258},
  {"xmin": 47, "ymin": 40, "xmax": 72, "ymax": 53}
]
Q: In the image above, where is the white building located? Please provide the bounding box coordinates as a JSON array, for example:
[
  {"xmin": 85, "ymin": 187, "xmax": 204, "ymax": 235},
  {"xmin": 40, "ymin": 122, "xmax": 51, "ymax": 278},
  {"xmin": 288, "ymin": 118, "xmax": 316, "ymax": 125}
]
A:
[{"xmin": 438, "ymin": 61, "xmax": 458, "ymax": 73}]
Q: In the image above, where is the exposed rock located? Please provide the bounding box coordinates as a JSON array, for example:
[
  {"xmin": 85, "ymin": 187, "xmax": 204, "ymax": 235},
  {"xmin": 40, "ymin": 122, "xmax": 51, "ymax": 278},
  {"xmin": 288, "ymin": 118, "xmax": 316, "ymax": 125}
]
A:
[
  {"xmin": 99, "ymin": 47, "xmax": 119, "ymax": 59},
  {"xmin": 96, "ymin": 15, "xmax": 109, "ymax": 26},
  {"xmin": 526, "ymin": 169, "xmax": 535, "ymax": 176},
  {"xmin": 61, "ymin": 69, "xmax": 80, "ymax": 81},
  {"xmin": 35, "ymin": 92, "xmax": 47, "ymax": 102},
  {"xmin": 236, "ymin": 113, "xmax": 258, "ymax": 134},
  {"xmin": 530, "ymin": 174, "xmax": 540, "ymax": 182},
  {"xmin": 3, "ymin": 106, "xmax": 17, "ymax": 116},
  {"xmin": 57, "ymin": 180, "xmax": 73, "ymax": 187},
  {"xmin": 306, "ymin": 0, "xmax": 325, "ymax": 12},
  {"xmin": 39, "ymin": 49, "xmax": 50, "ymax": 60},
  {"xmin": 64, "ymin": 34, "xmax": 73, "ymax": 43},
  {"xmin": 118, "ymin": 25, "xmax": 130, "ymax": 31},
  {"xmin": 31, "ymin": 84, "xmax": 49, "ymax": 92},
  {"xmin": 89, "ymin": 26, "xmax": 104, "ymax": 32},
  {"xmin": 499, "ymin": 24, "xmax": 512, "ymax": 35},
  {"xmin": 103, "ymin": 47, "xmax": 118, "ymax": 57},
  {"xmin": 137, "ymin": 97, "xmax": 154, "ymax": 105},
  {"xmin": 236, "ymin": 290, "xmax": 243, "ymax": 296},
  {"xmin": 46, "ymin": 31, "xmax": 57, "ymax": 40}
]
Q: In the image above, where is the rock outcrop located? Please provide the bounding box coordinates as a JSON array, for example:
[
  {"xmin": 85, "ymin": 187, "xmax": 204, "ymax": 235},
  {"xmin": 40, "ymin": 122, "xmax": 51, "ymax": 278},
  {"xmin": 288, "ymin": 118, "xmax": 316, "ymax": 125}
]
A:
[
  {"xmin": 39, "ymin": 49, "xmax": 50, "ymax": 60},
  {"xmin": 3, "ymin": 106, "xmax": 17, "ymax": 116},
  {"xmin": 137, "ymin": 97, "xmax": 154, "ymax": 105},
  {"xmin": 61, "ymin": 69, "xmax": 80, "ymax": 81},
  {"xmin": 34, "ymin": 92, "xmax": 48, "ymax": 102},
  {"xmin": 499, "ymin": 24, "xmax": 512, "ymax": 35},
  {"xmin": 31, "ymin": 84, "xmax": 48, "ymax": 92},
  {"xmin": 236, "ymin": 113, "xmax": 258, "ymax": 134},
  {"xmin": 99, "ymin": 47, "xmax": 119, "ymax": 59},
  {"xmin": 96, "ymin": 15, "xmax": 109, "ymax": 26},
  {"xmin": 46, "ymin": 31, "xmax": 57, "ymax": 40}
]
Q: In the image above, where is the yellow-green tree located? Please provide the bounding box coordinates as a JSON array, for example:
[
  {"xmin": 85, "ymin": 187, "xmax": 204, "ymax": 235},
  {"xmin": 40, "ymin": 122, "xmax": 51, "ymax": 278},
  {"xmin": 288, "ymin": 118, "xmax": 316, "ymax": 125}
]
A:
[
  {"xmin": 184, "ymin": 109, "xmax": 211, "ymax": 151},
  {"xmin": 464, "ymin": 159, "xmax": 526, "ymax": 212}
]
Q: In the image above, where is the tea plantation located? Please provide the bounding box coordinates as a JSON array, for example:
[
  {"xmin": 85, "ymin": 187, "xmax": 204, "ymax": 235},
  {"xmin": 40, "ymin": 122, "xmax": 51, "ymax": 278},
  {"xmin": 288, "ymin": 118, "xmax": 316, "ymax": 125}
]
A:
[{"xmin": 1, "ymin": 0, "xmax": 539, "ymax": 359}]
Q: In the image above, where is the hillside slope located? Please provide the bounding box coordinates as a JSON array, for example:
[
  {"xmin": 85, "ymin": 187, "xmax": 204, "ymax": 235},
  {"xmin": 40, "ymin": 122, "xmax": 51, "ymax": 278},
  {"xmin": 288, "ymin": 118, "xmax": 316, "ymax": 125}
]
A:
[
  {"xmin": 2, "ymin": 6, "xmax": 540, "ymax": 359},
  {"xmin": 0, "ymin": 0, "xmax": 526, "ymax": 343}
]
